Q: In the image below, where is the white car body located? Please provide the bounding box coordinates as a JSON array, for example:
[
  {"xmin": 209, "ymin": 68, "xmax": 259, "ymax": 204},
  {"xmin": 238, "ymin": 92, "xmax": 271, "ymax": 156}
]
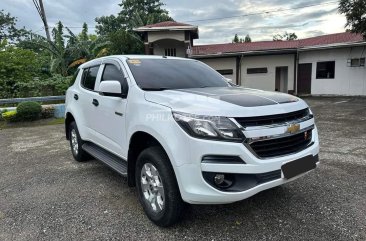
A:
[{"xmin": 65, "ymin": 55, "xmax": 319, "ymax": 205}]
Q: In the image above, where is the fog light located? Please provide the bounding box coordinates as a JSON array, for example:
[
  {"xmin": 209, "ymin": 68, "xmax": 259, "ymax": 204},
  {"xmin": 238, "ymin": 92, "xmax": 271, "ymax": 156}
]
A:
[{"xmin": 214, "ymin": 174, "xmax": 225, "ymax": 185}]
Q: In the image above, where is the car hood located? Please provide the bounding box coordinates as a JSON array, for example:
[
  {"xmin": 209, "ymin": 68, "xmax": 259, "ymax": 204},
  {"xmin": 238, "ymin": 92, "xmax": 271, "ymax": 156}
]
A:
[{"xmin": 144, "ymin": 87, "xmax": 309, "ymax": 117}]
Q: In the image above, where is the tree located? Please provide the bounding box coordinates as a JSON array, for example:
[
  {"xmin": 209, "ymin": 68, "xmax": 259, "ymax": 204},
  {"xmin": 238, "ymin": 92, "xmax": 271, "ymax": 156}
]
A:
[
  {"xmin": 107, "ymin": 30, "xmax": 143, "ymax": 55},
  {"xmin": 95, "ymin": 0, "xmax": 173, "ymax": 35},
  {"xmin": 95, "ymin": 0, "xmax": 171, "ymax": 55},
  {"xmin": 32, "ymin": 0, "xmax": 51, "ymax": 42},
  {"xmin": 232, "ymin": 34, "xmax": 251, "ymax": 43},
  {"xmin": 339, "ymin": 0, "xmax": 366, "ymax": 39},
  {"xmin": 244, "ymin": 34, "xmax": 252, "ymax": 43},
  {"xmin": 232, "ymin": 34, "xmax": 239, "ymax": 43},
  {"xmin": 79, "ymin": 23, "xmax": 89, "ymax": 42},
  {"xmin": 0, "ymin": 10, "xmax": 27, "ymax": 42},
  {"xmin": 118, "ymin": 0, "xmax": 172, "ymax": 30},
  {"xmin": 273, "ymin": 32, "xmax": 298, "ymax": 41},
  {"xmin": 52, "ymin": 21, "xmax": 65, "ymax": 50},
  {"xmin": 0, "ymin": 46, "xmax": 47, "ymax": 98},
  {"xmin": 95, "ymin": 15, "xmax": 122, "ymax": 36}
]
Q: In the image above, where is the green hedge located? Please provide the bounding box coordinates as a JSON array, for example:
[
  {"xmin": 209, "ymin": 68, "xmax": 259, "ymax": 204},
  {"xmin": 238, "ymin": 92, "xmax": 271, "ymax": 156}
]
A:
[{"xmin": 16, "ymin": 102, "xmax": 42, "ymax": 121}]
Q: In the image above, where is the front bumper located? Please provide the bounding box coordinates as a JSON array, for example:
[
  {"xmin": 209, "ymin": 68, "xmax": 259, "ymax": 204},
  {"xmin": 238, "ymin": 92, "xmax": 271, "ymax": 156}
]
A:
[{"xmin": 173, "ymin": 126, "xmax": 320, "ymax": 204}]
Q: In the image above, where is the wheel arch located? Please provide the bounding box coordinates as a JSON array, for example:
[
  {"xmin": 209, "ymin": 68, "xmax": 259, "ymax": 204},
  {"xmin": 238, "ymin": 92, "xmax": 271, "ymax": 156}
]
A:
[
  {"xmin": 65, "ymin": 112, "xmax": 75, "ymax": 140},
  {"xmin": 127, "ymin": 131, "xmax": 176, "ymax": 188}
]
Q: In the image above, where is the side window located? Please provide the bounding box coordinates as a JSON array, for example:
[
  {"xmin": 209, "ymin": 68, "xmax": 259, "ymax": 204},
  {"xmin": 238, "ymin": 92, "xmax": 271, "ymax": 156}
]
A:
[
  {"xmin": 101, "ymin": 64, "xmax": 124, "ymax": 82},
  {"xmin": 101, "ymin": 64, "xmax": 128, "ymax": 93},
  {"xmin": 82, "ymin": 66, "xmax": 100, "ymax": 90}
]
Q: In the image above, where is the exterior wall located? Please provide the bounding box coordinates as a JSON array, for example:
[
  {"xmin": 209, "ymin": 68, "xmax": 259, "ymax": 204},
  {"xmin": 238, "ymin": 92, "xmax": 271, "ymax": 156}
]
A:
[
  {"xmin": 149, "ymin": 31, "xmax": 185, "ymax": 42},
  {"xmin": 299, "ymin": 47, "xmax": 366, "ymax": 95},
  {"xmin": 153, "ymin": 39, "xmax": 186, "ymax": 57},
  {"xmin": 241, "ymin": 54, "xmax": 295, "ymax": 92},
  {"xmin": 199, "ymin": 58, "xmax": 237, "ymax": 84}
]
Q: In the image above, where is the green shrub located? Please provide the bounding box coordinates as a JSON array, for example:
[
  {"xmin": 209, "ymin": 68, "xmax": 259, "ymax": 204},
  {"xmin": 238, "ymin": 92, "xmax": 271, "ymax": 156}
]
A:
[
  {"xmin": 2, "ymin": 110, "xmax": 17, "ymax": 122},
  {"xmin": 0, "ymin": 109, "xmax": 8, "ymax": 121},
  {"xmin": 16, "ymin": 102, "xmax": 42, "ymax": 121},
  {"xmin": 41, "ymin": 106, "xmax": 55, "ymax": 119}
]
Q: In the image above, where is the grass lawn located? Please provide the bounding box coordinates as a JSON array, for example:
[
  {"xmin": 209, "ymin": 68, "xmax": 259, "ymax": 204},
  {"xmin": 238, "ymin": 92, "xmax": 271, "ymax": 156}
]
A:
[{"xmin": 0, "ymin": 118, "xmax": 64, "ymax": 130}]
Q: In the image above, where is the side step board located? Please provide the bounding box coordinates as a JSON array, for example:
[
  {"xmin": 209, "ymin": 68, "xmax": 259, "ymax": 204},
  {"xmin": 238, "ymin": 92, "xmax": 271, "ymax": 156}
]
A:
[{"xmin": 82, "ymin": 142, "xmax": 127, "ymax": 176}]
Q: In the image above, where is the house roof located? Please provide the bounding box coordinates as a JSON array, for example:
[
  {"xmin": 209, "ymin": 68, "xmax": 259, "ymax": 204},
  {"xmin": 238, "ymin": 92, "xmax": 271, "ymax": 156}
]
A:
[
  {"xmin": 143, "ymin": 21, "xmax": 194, "ymax": 28},
  {"xmin": 298, "ymin": 32, "xmax": 363, "ymax": 47},
  {"xmin": 134, "ymin": 21, "xmax": 198, "ymax": 32},
  {"xmin": 192, "ymin": 32, "xmax": 365, "ymax": 57}
]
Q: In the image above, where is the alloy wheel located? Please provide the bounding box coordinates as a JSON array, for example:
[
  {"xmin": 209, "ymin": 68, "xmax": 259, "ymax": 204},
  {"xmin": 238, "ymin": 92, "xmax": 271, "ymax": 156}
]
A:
[{"xmin": 140, "ymin": 163, "xmax": 165, "ymax": 213}]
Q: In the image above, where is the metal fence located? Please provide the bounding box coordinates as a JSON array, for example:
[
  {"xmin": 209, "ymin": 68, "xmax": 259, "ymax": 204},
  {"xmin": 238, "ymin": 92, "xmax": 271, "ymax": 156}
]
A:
[{"xmin": 0, "ymin": 96, "xmax": 65, "ymax": 105}]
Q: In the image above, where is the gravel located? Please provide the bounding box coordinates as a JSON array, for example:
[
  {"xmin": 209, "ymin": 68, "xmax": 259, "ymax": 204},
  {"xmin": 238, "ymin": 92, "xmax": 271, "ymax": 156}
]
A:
[{"xmin": 0, "ymin": 97, "xmax": 365, "ymax": 241}]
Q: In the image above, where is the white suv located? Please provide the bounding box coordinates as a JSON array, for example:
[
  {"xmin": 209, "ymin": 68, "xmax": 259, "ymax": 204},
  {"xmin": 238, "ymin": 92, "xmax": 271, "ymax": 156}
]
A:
[{"xmin": 65, "ymin": 55, "xmax": 319, "ymax": 226}]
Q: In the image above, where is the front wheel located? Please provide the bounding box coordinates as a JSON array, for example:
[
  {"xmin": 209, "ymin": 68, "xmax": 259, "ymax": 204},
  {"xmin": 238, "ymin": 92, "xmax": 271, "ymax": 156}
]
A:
[{"xmin": 135, "ymin": 146, "xmax": 184, "ymax": 227}]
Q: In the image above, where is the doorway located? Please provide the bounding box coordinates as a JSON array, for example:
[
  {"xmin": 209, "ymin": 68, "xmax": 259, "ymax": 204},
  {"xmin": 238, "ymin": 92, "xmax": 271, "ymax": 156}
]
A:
[
  {"xmin": 297, "ymin": 63, "xmax": 312, "ymax": 95},
  {"xmin": 275, "ymin": 66, "xmax": 288, "ymax": 93}
]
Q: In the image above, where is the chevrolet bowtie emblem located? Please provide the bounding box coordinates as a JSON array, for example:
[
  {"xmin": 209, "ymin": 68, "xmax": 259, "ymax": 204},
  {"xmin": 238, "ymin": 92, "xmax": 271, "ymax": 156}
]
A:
[{"xmin": 286, "ymin": 123, "xmax": 300, "ymax": 134}]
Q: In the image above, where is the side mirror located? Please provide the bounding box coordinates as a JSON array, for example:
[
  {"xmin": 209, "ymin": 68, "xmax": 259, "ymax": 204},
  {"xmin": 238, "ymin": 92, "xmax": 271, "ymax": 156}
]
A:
[
  {"xmin": 225, "ymin": 78, "xmax": 233, "ymax": 83},
  {"xmin": 99, "ymin": 80, "xmax": 123, "ymax": 97},
  {"xmin": 225, "ymin": 78, "xmax": 238, "ymax": 87}
]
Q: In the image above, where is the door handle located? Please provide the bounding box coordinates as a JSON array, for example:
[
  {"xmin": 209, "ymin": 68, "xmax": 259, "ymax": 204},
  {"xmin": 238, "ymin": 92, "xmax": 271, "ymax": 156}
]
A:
[
  {"xmin": 92, "ymin": 99, "xmax": 99, "ymax": 106},
  {"xmin": 74, "ymin": 94, "xmax": 79, "ymax": 100}
]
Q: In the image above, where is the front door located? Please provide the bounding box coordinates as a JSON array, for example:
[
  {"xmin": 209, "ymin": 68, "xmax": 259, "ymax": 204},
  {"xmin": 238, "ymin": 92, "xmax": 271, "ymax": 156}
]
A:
[
  {"xmin": 275, "ymin": 66, "xmax": 288, "ymax": 93},
  {"xmin": 93, "ymin": 60, "xmax": 129, "ymax": 158},
  {"xmin": 297, "ymin": 63, "xmax": 312, "ymax": 95}
]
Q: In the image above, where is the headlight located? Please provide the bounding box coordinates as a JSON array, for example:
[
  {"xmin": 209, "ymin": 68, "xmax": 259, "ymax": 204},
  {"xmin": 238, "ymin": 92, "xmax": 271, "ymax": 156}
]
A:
[{"xmin": 172, "ymin": 112, "xmax": 245, "ymax": 142}]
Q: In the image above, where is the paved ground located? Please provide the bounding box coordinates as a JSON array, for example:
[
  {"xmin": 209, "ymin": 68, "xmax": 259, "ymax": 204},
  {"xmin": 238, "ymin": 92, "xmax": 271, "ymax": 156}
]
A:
[{"xmin": 0, "ymin": 97, "xmax": 365, "ymax": 241}]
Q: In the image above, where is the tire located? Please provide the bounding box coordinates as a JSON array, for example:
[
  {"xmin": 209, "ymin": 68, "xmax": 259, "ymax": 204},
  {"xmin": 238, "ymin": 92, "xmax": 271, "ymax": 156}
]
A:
[
  {"xmin": 135, "ymin": 146, "xmax": 184, "ymax": 227},
  {"xmin": 69, "ymin": 121, "xmax": 90, "ymax": 162}
]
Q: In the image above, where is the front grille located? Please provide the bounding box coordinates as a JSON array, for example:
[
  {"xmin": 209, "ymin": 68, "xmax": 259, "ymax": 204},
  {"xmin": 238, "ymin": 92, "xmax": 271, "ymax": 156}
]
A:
[
  {"xmin": 249, "ymin": 129, "xmax": 313, "ymax": 158},
  {"xmin": 235, "ymin": 108, "xmax": 310, "ymax": 127}
]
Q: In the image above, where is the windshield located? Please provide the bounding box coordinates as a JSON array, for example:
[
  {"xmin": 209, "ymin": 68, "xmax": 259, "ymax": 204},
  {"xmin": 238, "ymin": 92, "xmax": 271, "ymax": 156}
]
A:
[{"xmin": 126, "ymin": 59, "xmax": 229, "ymax": 90}]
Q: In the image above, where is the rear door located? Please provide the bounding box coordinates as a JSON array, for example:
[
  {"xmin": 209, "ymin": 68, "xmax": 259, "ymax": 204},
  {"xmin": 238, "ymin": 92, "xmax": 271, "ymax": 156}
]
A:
[
  {"xmin": 297, "ymin": 63, "xmax": 312, "ymax": 95},
  {"xmin": 78, "ymin": 65, "xmax": 102, "ymax": 141},
  {"xmin": 93, "ymin": 60, "xmax": 129, "ymax": 158}
]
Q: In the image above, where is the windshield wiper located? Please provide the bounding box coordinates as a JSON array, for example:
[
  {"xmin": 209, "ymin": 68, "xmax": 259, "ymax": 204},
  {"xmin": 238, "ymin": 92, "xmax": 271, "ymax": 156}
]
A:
[{"xmin": 141, "ymin": 87, "xmax": 170, "ymax": 91}]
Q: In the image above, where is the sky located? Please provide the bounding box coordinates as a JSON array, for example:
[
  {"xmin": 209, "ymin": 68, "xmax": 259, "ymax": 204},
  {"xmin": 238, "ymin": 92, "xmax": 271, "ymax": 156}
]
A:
[{"xmin": 1, "ymin": 0, "xmax": 347, "ymax": 45}]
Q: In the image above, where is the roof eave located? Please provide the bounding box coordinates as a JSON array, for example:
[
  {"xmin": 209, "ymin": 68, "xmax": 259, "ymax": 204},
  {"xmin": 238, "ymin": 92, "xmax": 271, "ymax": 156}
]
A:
[
  {"xmin": 190, "ymin": 48, "xmax": 297, "ymax": 58},
  {"xmin": 299, "ymin": 41, "xmax": 366, "ymax": 51},
  {"xmin": 134, "ymin": 26, "xmax": 198, "ymax": 32}
]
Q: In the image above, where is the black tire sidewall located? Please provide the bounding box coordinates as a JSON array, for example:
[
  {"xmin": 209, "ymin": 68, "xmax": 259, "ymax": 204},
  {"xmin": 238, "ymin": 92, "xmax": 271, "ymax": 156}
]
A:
[
  {"xmin": 69, "ymin": 122, "xmax": 88, "ymax": 162},
  {"xmin": 135, "ymin": 146, "xmax": 183, "ymax": 226}
]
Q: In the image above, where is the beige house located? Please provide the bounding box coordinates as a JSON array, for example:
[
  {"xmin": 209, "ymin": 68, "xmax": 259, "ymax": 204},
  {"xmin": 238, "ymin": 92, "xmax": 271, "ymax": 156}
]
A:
[{"xmin": 135, "ymin": 21, "xmax": 366, "ymax": 96}]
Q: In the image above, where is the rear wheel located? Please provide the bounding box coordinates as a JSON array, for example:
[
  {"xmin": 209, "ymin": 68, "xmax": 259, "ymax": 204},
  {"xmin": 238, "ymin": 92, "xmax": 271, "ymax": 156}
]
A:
[
  {"xmin": 135, "ymin": 146, "xmax": 184, "ymax": 227},
  {"xmin": 69, "ymin": 122, "xmax": 90, "ymax": 162}
]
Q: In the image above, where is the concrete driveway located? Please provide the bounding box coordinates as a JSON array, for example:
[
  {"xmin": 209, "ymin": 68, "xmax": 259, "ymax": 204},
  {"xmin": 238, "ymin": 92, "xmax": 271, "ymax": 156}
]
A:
[{"xmin": 0, "ymin": 97, "xmax": 365, "ymax": 241}]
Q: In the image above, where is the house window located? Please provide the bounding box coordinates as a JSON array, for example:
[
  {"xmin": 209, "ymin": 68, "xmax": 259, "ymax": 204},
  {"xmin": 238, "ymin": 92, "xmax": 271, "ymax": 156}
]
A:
[
  {"xmin": 347, "ymin": 58, "xmax": 365, "ymax": 67},
  {"xmin": 247, "ymin": 68, "xmax": 268, "ymax": 74},
  {"xmin": 217, "ymin": 69, "xmax": 233, "ymax": 75},
  {"xmin": 316, "ymin": 61, "xmax": 335, "ymax": 79},
  {"xmin": 164, "ymin": 48, "xmax": 176, "ymax": 57}
]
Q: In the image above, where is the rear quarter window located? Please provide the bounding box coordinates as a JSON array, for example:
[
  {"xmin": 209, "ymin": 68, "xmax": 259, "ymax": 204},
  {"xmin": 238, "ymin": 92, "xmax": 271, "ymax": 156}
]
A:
[
  {"xmin": 81, "ymin": 66, "xmax": 100, "ymax": 90},
  {"xmin": 69, "ymin": 69, "xmax": 80, "ymax": 86}
]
